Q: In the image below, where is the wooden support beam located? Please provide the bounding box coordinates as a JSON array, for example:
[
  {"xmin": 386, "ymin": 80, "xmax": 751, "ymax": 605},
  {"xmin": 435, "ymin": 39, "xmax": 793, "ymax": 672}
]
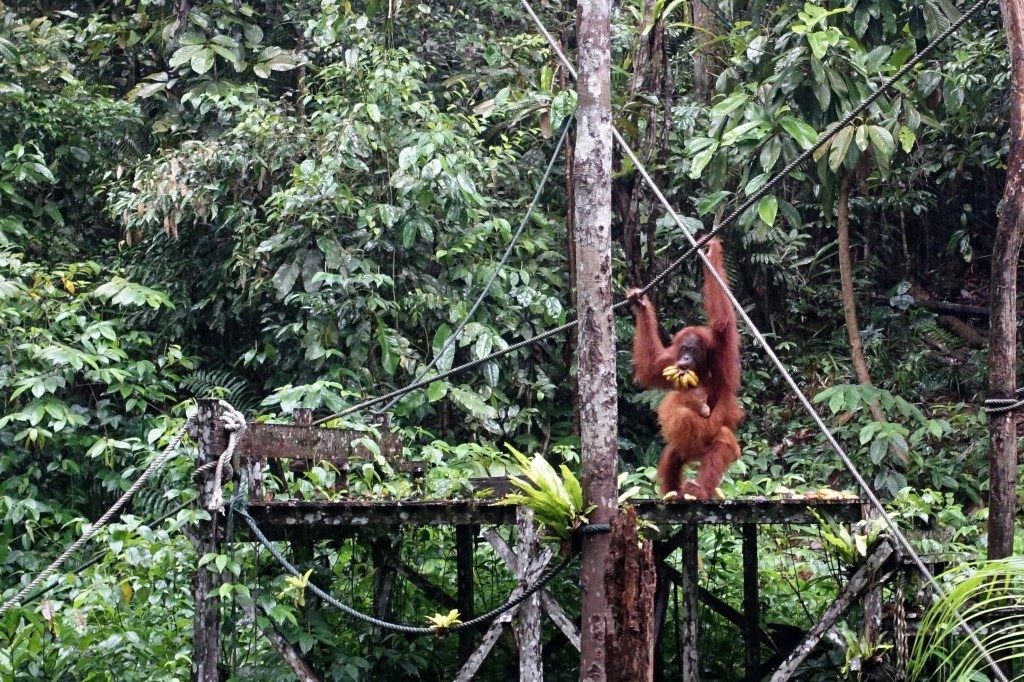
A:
[
  {"xmin": 513, "ymin": 510, "xmax": 544, "ymax": 681},
  {"xmin": 242, "ymin": 499, "xmax": 863, "ymax": 539},
  {"xmin": 769, "ymin": 541, "xmax": 895, "ymax": 681},
  {"xmin": 456, "ymin": 525, "xmax": 476, "ymax": 664},
  {"xmin": 652, "ymin": 563, "xmax": 670, "ymax": 682},
  {"xmin": 240, "ymin": 599, "xmax": 321, "ymax": 682},
  {"xmin": 456, "ymin": 521, "xmax": 554, "ymax": 682},
  {"xmin": 192, "ymin": 399, "xmax": 226, "ymax": 682},
  {"xmin": 743, "ymin": 524, "xmax": 760, "ymax": 682},
  {"xmin": 658, "ymin": 565, "xmax": 786, "ymax": 656},
  {"xmin": 680, "ymin": 525, "xmax": 699, "ymax": 681},
  {"xmin": 395, "ymin": 562, "xmax": 458, "ymax": 610}
]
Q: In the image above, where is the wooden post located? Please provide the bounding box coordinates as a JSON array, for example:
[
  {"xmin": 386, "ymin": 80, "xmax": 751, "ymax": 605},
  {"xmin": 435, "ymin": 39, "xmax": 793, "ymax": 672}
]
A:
[
  {"xmin": 680, "ymin": 525, "xmax": 699, "ymax": 681},
  {"xmin": 575, "ymin": 0, "xmax": 616, "ymax": 679},
  {"xmin": 989, "ymin": 0, "xmax": 1024, "ymax": 562},
  {"xmin": 456, "ymin": 524, "xmax": 476, "ymax": 664},
  {"xmin": 514, "ymin": 509, "xmax": 544, "ymax": 681},
  {"xmin": 742, "ymin": 524, "xmax": 760, "ymax": 681},
  {"xmin": 193, "ymin": 399, "xmax": 226, "ymax": 682}
]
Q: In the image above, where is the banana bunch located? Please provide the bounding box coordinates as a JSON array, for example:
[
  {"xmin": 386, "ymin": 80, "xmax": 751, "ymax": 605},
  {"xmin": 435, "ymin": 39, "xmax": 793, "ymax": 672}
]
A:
[{"xmin": 662, "ymin": 365, "xmax": 700, "ymax": 390}]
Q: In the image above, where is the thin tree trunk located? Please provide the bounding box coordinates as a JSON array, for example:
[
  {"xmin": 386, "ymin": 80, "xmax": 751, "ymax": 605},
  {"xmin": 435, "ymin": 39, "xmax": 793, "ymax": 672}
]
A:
[
  {"xmin": 691, "ymin": 0, "xmax": 723, "ymax": 100},
  {"xmin": 836, "ymin": 173, "xmax": 889, "ymax": 430},
  {"xmin": 988, "ymin": 0, "xmax": 1024, "ymax": 562},
  {"xmin": 575, "ymin": 0, "xmax": 617, "ymax": 679}
]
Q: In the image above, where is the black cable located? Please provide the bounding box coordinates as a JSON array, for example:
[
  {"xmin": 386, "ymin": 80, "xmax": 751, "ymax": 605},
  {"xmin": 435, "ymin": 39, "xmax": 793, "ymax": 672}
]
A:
[
  {"xmin": 312, "ymin": 0, "xmax": 988, "ymax": 427},
  {"xmin": 238, "ymin": 505, "xmax": 607, "ymax": 635}
]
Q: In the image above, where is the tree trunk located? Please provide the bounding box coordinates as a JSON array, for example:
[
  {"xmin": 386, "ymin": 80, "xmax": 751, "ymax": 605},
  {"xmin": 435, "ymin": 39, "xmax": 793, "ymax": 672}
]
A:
[
  {"xmin": 605, "ymin": 507, "xmax": 655, "ymax": 682},
  {"xmin": 691, "ymin": 0, "xmax": 723, "ymax": 100},
  {"xmin": 988, "ymin": 0, "xmax": 1024, "ymax": 562},
  {"xmin": 836, "ymin": 173, "xmax": 893, "ymax": 434},
  {"xmin": 192, "ymin": 400, "xmax": 226, "ymax": 682},
  {"xmin": 575, "ymin": 0, "xmax": 617, "ymax": 679}
]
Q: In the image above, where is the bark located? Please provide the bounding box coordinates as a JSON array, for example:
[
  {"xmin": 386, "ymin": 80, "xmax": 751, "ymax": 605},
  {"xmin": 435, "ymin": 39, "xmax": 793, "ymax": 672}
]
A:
[
  {"xmin": 989, "ymin": 0, "xmax": 1024, "ymax": 562},
  {"xmin": 691, "ymin": 0, "xmax": 724, "ymax": 100},
  {"xmin": 575, "ymin": 1, "xmax": 617, "ymax": 679},
  {"xmin": 836, "ymin": 173, "xmax": 901, "ymax": 459},
  {"xmin": 192, "ymin": 400, "xmax": 226, "ymax": 682},
  {"xmin": 604, "ymin": 507, "xmax": 656, "ymax": 682},
  {"xmin": 513, "ymin": 510, "xmax": 544, "ymax": 681}
]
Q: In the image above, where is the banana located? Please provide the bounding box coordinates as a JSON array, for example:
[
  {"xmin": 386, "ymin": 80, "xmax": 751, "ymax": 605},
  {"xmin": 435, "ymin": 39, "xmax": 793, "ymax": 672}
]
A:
[{"xmin": 662, "ymin": 366, "xmax": 700, "ymax": 390}]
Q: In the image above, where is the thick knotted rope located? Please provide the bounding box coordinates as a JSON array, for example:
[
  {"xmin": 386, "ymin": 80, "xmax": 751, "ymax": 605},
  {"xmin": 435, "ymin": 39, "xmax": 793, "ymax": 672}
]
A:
[{"xmin": 206, "ymin": 401, "xmax": 247, "ymax": 512}]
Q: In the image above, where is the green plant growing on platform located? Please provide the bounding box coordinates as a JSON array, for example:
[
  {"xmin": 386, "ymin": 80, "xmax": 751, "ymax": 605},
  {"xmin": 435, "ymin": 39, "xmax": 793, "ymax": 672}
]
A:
[
  {"xmin": 815, "ymin": 513, "xmax": 887, "ymax": 565},
  {"xmin": 497, "ymin": 446, "xmax": 593, "ymax": 540}
]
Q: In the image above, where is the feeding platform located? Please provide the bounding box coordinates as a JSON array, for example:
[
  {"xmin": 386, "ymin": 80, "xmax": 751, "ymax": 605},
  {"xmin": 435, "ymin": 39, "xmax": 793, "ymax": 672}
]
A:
[{"xmin": 191, "ymin": 402, "xmax": 881, "ymax": 681}]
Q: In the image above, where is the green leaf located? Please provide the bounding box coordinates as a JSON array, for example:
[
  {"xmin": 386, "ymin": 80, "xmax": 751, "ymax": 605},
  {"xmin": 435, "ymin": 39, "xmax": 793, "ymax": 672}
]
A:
[
  {"xmin": 273, "ymin": 260, "xmax": 300, "ymax": 299},
  {"xmin": 710, "ymin": 91, "xmax": 748, "ymax": 118},
  {"xmin": 367, "ymin": 102, "xmax": 382, "ymax": 123},
  {"xmin": 191, "ymin": 47, "xmax": 215, "ymax": 75},
  {"xmin": 449, "ymin": 387, "xmax": 497, "ymax": 420},
  {"xmin": 688, "ymin": 144, "xmax": 718, "ymax": 179},
  {"xmin": 377, "ymin": 326, "xmax": 401, "ymax": 375},
  {"xmin": 432, "ymin": 324, "xmax": 455, "ymax": 371},
  {"xmin": 757, "ymin": 195, "xmax": 778, "ymax": 226},
  {"xmin": 828, "ymin": 126, "xmax": 855, "ymax": 173},
  {"xmin": 169, "ymin": 44, "xmax": 203, "ymax": 69},
  {"xmin": 898, "ymin": 125, "xmax": 916, "ymax": 153},
  {"xmin": 426, "ymin": 381, "xmax": 447, "ymax": 402},
  {"xmin": 696, "ymin": 190, "xmax": 730, "ymax": 216},
  {"xmin": 807, "ymin": 31, "xmax": 829, "ymax": 59},
  {"xmin": 868, "ymin": 126, "xmax": 895, "ymax": 172}
]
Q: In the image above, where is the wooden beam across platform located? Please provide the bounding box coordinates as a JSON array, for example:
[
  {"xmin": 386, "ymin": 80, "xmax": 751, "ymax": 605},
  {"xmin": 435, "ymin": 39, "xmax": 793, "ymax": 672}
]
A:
[{"xmin": 244, "ymin": 497, "xmax": 865, "ymax": 539}]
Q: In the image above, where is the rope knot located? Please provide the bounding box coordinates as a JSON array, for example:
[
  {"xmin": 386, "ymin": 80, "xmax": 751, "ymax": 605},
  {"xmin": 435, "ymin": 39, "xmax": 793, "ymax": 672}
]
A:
[{"xmin": 207, "ymin": 401, "xmax": 247, "ymax": 513}]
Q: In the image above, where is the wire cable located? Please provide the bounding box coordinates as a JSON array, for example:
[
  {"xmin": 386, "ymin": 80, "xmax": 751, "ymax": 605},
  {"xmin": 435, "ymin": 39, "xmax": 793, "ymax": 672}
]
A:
[{"xmin": 518, "ymin": 0, "xmax": 1006, "ymax": 677}]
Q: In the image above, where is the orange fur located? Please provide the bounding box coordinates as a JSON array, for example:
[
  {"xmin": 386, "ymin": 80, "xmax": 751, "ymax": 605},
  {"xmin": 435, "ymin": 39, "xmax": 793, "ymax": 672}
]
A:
[{"xmin": 630, "ymin": 238, "xmax": 744, "ymax": 498}]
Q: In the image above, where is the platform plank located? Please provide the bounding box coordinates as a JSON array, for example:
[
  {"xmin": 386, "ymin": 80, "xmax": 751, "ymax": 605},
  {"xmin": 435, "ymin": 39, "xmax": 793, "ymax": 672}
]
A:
[{"xmin": 242, "ymin": 497, "xmax": 865, "ymax": 539}]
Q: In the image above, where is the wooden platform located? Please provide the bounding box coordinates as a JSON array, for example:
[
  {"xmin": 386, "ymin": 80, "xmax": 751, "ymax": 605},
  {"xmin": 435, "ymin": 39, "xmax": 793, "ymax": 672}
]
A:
[{"xmin": 244, "ymin": 497, "xmax": 865, "ymax": 539}]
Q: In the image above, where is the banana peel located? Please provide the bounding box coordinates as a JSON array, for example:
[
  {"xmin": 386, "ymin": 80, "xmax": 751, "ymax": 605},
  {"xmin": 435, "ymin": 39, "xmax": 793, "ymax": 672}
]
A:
[{"xmin": 662, "ymin": 365, "xmax": 700, "ymax": 390}]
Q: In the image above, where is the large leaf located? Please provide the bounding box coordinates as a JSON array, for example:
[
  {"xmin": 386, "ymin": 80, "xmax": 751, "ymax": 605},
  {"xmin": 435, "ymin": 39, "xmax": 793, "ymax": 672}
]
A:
[
  {"xmin": 757, "ymin": 195, "xmax": 778, "ymax": 226},
  {"xmin": 828, "ymin": 126, "xmax": 855, "ymax": 172},
  {"xmin": 449, "ymin": 386, "xmax": 498, "ymax": 420},
  {"xmin": 778, "ymin": 116, "xmax": 819, "ymax": 149},
  {"xmin": 868, "ymin": 126, "xmax": 895, "ymax": 172}
]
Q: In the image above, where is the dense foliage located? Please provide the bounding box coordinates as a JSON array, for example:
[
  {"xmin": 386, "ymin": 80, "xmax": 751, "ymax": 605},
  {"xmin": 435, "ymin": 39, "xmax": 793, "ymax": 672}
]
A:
[{"xmin": 0, "ymin": 0, "xmax": 1017, "ymax": 679}]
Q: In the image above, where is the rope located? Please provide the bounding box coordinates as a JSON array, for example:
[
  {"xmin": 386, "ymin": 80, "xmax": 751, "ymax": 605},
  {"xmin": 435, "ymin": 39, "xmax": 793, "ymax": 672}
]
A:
[
  {"xmin": 0, "ymin": 418, "xmax": 193, "ymax": 618},
  {"xmin": 10, "ymin": 499, "xmax": 195, "ymax": 608},
  {"xmin": 521, "ymin": 0, "xmax": 991, "ymax": 296},
  {"xmin": 207, "ymin": 401, "xmax": 247, "ymax": 512},
  {"xmin": 238, "ymin": 504, "xmax": 607, "ymax": 635},
  {"xmin": 519, "ymin": 1, "xmax": 1007, "ymax": 678},
  {"xmin": 364, "ymin": 120, "xmax": 575, "ymax": 422},
  {"xmin": 982, "ymin": 387, "xmax": 1024, "ymax": 414},
  {"xmin": 312, "ymin": 0, "xmax": 989, "ymax": 428}
]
